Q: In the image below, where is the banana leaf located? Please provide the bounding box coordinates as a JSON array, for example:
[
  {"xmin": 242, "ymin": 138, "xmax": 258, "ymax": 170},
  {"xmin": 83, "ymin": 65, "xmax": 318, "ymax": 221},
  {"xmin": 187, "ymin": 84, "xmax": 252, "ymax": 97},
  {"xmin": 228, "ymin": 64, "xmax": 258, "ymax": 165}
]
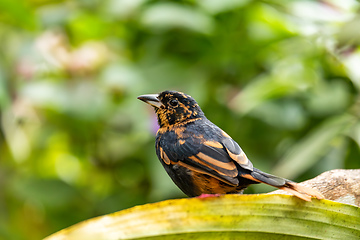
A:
[{"xmin": 44, "ymin": 194, "xmax": 360, "ymax": 240}]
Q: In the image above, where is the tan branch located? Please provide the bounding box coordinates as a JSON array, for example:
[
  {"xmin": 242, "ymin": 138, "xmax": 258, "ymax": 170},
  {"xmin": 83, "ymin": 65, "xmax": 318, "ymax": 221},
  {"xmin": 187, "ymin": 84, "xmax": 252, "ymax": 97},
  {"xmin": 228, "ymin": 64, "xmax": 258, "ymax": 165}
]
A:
[{"xmin": 271, "ymin": 169, "xmax": 360, "ymax": 207}]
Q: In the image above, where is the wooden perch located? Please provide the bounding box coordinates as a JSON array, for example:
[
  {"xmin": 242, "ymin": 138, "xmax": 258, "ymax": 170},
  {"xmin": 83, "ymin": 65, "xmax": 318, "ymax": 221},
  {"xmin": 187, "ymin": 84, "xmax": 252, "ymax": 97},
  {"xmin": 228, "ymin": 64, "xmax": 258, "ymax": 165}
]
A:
[{"xmin": 271, "ymin": 169, "xmax": 360, "ymax": 207}]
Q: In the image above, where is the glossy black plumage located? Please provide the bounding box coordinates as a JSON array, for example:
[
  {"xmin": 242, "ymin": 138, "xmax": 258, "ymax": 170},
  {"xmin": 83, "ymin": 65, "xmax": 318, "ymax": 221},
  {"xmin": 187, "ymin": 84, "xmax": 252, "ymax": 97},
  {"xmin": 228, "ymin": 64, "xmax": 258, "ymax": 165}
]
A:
[{"xmin": 138, "ymin": 91, "xmax": 324, "ymax": 201}]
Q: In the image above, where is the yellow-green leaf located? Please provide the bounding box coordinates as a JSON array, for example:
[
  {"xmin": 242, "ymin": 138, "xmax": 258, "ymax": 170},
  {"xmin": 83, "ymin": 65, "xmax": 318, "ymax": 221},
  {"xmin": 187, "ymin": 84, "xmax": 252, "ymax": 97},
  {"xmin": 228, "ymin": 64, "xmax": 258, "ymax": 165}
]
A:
[{"xmin": 44, "ymin": 194, "xmax": 360, "ymax": 240}]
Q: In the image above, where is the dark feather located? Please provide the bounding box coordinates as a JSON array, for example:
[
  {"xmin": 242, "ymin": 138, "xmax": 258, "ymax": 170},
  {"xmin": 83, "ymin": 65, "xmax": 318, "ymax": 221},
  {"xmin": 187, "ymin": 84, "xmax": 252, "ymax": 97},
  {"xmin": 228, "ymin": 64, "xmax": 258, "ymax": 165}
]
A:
[{"xmin": 251, "ymin": 168, "xmax": 286, "ymax": 187}]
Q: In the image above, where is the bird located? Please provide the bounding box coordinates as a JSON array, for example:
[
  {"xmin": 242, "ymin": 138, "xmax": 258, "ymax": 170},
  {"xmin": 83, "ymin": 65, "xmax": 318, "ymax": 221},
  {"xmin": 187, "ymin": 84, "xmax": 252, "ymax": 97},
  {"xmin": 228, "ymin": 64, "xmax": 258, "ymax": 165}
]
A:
[{"xmin": 138, "ymin": 90, "xmax": 324, "ymax": 201}]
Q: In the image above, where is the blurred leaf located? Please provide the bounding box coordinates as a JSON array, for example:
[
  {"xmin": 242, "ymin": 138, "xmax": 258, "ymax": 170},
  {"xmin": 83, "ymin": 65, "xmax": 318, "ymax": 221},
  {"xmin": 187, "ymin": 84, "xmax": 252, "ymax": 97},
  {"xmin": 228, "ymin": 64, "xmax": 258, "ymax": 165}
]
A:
[
  {"xmin": 44, "ymin": 194, "xmax": 360, "ymax": 240},
  {"xmin": 248, "ymin": 100, "xmax": 306, "ymax": 130},
  {"xmin": 0, "ymin": 0, "xmax": 37, "ymax": 30},
  {"xmin": 342, "ymin": 50, "xmax": 360, "ymax": 90},
  {"xmin": 28, "ymin": 0, "xmax": 65, "ymax": 7},
  {"xmin": 290, "ymin": 1, "xmax": 352, "ymax": 23},
  {"xmin": 68, "ymin": 13, "xmax": 110, "ymax": 44},
  {"xmin": 105, "ymin": 0, "xmax": 149, "ymax": 19},
  {"xmin": 349, "ymin": 122, "xmax": 360, "ymax": 149},
  {"xmin": 140, "ymin": 3, "xmax": 214, "ymax": 34},
  {"xmin": 0, "ymin": 72, "xmax": 10, "ymax": 109},
  {"xmin": 197, "ymin": 0, "xmax": 250, "ymax": 14},
  {"xmin": 337, "ymin": 17, "xmax": 360, "ymax": 47},
  {"xmin": 272, "ymin": 115, "xmax": 356, "ymax": 179},
  {"xmin": 101, "ymin": 63, "xmax": 143, "ymax": 91},
  {"xmin": 20, "ymin": 81, "xmax": 67, "ymax": 109},
  {"xmin": 12, "ymin": 178, "xmax": 79, "ymax": 208},
  {"xmin": 305, "ymin": 80, "xmax": 350, "ymax": 116},
  {"xmin": 317, "ymin": 137, "xmax": 347, "ymax": 171},
  {"xmin": 247, "ymin": 3, "xmax": 295, "ymax": 41},
  {"xmin": 21, "ymin": 81, "xmax": 108, "ymax": 120},
  {"xmin": 230, "ymin": 59, "xmax": 319, "ymax": 114}
]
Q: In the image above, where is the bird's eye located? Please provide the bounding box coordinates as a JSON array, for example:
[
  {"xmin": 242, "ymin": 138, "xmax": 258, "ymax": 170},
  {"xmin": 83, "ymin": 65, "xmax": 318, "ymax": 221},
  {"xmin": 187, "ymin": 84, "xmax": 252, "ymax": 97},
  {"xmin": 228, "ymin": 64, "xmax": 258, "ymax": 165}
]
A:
[{"xmin": 169, "ymin": 99, "xmax": 178, "ymax": 107}]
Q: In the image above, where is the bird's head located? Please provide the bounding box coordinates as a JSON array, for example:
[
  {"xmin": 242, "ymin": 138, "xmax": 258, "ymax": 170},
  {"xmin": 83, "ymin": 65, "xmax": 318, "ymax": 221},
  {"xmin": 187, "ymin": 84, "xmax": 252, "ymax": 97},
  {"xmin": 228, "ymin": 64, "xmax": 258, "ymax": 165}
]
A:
[{"xmin": 138, "ymin": 91, "xmax": 204, "ymax": 128}]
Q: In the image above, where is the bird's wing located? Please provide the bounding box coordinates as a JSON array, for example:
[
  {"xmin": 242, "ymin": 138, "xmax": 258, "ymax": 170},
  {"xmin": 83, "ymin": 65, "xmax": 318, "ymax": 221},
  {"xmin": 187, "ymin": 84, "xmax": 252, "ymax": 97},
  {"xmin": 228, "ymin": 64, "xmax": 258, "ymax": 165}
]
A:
[
  {"xmin": 159, "ymin": 135, "xmax": 246, "ymax": 186},
  {"xmin": 221, "ymin": 137, "xmax": 253, "ymax": 171}
]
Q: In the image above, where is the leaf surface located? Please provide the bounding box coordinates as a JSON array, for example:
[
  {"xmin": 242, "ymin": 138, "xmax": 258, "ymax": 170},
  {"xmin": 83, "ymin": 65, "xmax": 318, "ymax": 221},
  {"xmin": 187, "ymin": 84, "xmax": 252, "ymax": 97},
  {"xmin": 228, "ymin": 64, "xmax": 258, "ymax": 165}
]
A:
[{"xmin": 44, "ymin": 194, "xmax": 360, "ymax": 240}]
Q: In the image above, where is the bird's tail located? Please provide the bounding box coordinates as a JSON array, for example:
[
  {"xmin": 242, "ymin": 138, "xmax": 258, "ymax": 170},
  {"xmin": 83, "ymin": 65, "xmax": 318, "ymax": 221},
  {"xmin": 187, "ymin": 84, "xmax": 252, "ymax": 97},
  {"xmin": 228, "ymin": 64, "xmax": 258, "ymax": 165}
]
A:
[{"xmin": 247, "ymin": 168, "xmax": 324, "ymax": 201}]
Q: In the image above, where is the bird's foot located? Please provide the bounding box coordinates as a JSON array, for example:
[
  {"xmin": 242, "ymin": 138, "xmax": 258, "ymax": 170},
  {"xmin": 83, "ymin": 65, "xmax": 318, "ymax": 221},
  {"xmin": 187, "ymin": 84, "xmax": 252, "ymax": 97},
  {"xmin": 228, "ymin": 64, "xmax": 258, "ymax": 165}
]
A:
[{"xmin": 196, "ymin": 193, "xmax": 222, "ymax": 198}]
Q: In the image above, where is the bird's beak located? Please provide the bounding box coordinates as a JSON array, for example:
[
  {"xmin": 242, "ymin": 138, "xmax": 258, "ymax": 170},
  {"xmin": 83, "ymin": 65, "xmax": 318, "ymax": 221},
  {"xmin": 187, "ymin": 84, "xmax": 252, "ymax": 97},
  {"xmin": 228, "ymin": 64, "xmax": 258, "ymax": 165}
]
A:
[{"xmin": 137, "ymin": 94, "xmax": 164, "ymax": 108}]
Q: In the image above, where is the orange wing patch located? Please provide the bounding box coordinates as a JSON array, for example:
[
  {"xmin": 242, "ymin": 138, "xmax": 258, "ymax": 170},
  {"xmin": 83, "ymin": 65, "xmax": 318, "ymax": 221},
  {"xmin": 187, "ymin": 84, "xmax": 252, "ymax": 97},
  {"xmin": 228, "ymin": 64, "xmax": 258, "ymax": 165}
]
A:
[
  {"xmin": 189, "ymin": 153, "xmax": 238, "ymax": 178},
  {"xmin": 221, "ymin": 130, "xmax": 231, "ymax": 138},
  {"xmin": 203, "ymin": 140, "xmax": 223, "ymax": 149},
  {"xmin": 177, "ymin": 161, "xmax": 237, "ymax": 187},
  {"xmin": 160, "ymin": 147, "xmax": 171, "ymax": 165},
  {"xmin": 239, "ymin": 173, "xmax": 260, "ymax": 183},
  {"xmin": 227, "ymin": 150, "xmax": 249, "ymax": 166},
  {"xmin": 196, "ymin": 153, "xmax": 237, "ymax": 171}
]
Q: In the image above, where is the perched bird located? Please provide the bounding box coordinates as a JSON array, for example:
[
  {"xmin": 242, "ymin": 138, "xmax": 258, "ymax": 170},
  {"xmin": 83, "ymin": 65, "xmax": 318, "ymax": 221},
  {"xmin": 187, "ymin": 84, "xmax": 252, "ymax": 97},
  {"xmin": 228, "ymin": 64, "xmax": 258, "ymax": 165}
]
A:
[{"xmin": 138, "ymin": 91, "xmax": 324, "ymax": 201}]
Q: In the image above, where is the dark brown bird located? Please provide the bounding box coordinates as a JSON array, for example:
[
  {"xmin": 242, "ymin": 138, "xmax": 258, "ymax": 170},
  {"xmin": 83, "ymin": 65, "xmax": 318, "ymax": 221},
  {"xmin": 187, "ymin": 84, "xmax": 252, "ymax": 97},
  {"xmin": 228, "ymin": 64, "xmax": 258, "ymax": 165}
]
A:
[{"xmin": 138, "ymin": 90, "xmax": 324, "ymax": 201}]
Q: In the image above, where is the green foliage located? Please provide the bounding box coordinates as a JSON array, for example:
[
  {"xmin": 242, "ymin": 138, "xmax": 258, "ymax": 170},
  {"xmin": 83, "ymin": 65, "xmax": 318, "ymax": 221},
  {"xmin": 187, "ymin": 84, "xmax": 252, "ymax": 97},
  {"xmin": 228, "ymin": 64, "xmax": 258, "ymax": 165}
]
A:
[{"xmin": 0, "ymin": 1, "xmax": 359, "ymax": 239}]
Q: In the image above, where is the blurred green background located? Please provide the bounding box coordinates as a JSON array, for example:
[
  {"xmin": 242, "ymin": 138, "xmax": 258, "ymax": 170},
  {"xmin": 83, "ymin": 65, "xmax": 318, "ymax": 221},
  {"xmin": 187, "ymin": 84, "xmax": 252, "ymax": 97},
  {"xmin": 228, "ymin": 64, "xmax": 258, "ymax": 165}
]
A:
[{"xmin": 1, "ymin": 0, "xmax": 360, "ymax": 239}]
